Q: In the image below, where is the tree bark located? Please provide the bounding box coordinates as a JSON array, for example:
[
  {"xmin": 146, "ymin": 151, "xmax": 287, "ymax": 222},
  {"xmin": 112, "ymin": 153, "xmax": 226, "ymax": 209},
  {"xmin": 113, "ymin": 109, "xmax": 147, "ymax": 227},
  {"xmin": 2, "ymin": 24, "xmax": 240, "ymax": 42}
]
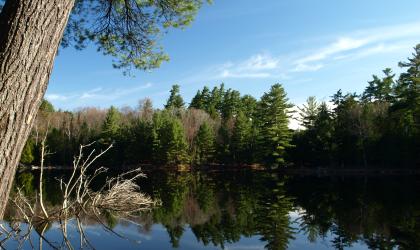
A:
[{"xmin": 0, "ymin": 0, "xmax": 74, "ymax": 217}]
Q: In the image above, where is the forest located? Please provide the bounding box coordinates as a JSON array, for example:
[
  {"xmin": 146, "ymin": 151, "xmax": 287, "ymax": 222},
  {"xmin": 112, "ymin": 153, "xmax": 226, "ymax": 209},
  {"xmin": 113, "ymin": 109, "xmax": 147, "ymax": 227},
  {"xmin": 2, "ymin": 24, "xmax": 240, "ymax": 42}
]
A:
[{"xmin": 20, "ymin": 44, "xmax": 420, "ymax": 169}]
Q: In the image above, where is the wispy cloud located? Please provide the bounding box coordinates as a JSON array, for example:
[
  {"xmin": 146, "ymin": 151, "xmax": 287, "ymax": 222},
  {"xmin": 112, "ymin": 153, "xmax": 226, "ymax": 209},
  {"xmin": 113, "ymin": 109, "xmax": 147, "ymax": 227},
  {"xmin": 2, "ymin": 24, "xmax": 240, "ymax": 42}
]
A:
[
  {"xmin": 45, "ymin": 94, "xmax": 71, "ymax": 101},
  {"xmin": 217, "ymin": 54, "xmax": 283, "ymax": 79},
  {"xmin": 291, "ymin": 21, "xmax": 420, "ymax": 72},
  {"xmin": 292, "ymin": 37, "xmax": 369, "ymax": 71},
  {"xmin": 46, "ymin": 83, "xmax": 153, "ymax": 105},
  {"xmin": 208, "ymin": 21, "xmax": 420, "ymax": 81}
]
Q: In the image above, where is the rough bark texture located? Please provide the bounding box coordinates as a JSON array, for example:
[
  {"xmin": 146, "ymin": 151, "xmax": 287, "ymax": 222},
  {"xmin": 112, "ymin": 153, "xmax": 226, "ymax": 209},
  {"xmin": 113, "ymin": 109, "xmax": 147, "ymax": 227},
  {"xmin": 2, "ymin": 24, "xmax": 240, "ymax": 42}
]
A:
[{"xmin": 0, "ymin": 0, "xmax": 74, "ymax": 217}]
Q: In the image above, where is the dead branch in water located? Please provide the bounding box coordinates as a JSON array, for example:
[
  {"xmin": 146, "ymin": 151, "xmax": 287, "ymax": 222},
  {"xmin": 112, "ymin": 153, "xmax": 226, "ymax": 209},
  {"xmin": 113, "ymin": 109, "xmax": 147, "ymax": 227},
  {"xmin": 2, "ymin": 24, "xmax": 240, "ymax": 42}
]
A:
[
  {"xmin": 91, "ymin": 168, "xmax": 157, "ymax": 215},
  {"xmin": 3, "ymin": 141, "xmax": 158, "ymax": 249},
  {"xmin": 39, "ymin": 125, "xmax": 53, "ymax": 220}
]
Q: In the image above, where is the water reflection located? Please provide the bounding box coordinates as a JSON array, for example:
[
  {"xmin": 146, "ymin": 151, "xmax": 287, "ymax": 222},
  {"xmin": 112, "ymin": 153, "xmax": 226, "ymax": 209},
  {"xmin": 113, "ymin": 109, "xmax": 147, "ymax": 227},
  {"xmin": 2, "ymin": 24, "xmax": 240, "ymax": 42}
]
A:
[{"xmin": 3, "ymin": 170, "xmax": 420, "ymax": 249}]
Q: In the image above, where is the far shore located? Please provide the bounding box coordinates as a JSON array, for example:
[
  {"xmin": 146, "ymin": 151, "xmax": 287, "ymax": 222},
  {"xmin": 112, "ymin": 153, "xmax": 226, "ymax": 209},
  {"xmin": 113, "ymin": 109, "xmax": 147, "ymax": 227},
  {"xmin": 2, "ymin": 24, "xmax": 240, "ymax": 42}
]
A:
[{"xmin": 19, "ymin": 163, "xmax": 420, "ymax": 176}]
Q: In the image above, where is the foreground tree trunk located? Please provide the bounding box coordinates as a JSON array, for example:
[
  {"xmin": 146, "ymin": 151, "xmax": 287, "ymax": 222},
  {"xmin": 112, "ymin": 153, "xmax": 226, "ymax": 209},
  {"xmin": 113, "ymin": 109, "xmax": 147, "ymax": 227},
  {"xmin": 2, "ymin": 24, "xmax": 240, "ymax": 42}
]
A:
[{"xmin": 0, "ymin": 0, "xmax": 74, "ymax": 217}]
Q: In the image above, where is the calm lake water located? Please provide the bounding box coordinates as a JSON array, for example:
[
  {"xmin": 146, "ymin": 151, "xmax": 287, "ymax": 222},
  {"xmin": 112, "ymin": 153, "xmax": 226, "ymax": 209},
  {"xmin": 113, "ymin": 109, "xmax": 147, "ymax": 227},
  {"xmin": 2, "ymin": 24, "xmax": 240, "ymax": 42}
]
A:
[{"xmin": 2, "ymin": 169, "xmax": 419, "ymax": 249}]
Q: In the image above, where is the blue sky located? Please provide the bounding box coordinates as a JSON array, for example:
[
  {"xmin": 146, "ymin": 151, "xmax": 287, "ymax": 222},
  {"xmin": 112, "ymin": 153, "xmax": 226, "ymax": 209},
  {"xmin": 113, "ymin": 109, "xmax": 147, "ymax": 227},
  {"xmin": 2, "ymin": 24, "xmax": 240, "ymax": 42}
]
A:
[{"xmin": 47, "ymin": 0, "xmax": 420, "ymax": 110}]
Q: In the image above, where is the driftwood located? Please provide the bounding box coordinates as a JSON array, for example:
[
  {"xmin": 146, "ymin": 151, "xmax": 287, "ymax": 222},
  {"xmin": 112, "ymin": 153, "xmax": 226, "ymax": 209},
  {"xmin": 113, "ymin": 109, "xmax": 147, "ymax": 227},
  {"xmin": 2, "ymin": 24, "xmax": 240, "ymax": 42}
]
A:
[{"xmin": 1, "ymin": 141, "xmax": 158, "ymax": 249}]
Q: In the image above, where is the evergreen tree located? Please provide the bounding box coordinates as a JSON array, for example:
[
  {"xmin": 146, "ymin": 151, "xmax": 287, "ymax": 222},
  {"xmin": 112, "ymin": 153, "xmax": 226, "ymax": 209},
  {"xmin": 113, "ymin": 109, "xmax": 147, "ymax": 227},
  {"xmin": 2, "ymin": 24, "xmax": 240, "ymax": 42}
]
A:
[
  {"xmin": 165, "ymin": 84, "xmax": 185, "ymax": 109},
  {"xmin": 311, "ymin": 103, "xmax": 335, "ymax": 165},
  {"xmin": 216, "ymin": 121, "xmax": 233, "ymax": 163},
  {"xmin": 193, "ymin": 122, "xmax": 216, "ymax": 165},
  {"xmin": 392, "ymin": 44, "xmax": 420, "ymax": 136},
  {"xmin": 221, "ymin": 89, "xmax": 241, "ymax": 120},
  {"xmin": 216, "ymin": 83, "xmax": 225, "ymax": 112},
  {"xmin": 362, "ymin": 68, "xmax": 394, "ymax": 102},
  {"xmin": 298, "ymin": 96, "xmax": 319, "ymax": 129},
  {"xmin": 101, "ymin": 106, "xmax": 121, "ymax": 143},
  {"xmin": 240, "ymin": 95, "xmax": 258, "ymax": 119},
  {"xmin": 153, "ymin": 112, "xmax": 189, "ymax": 165},
  {"xmin": 39, "ymin": 99, "xmax": 55, "ymax": 113},
  {"xmin": 256, "ymin": 84, "xmax": 293, "ymax": 166},
  {"xmin": 125, "ymin": 119, "xmax": 154, "ymax": 164},
  {"xmin": 208, "ymin": 86, "xmax": 222, "ymax": 118},
  {"xmin": 231, "ymin": 111, "xmax": 253, "ymax": 163},
  {"xmin": 20, "ymin": 139, "xmax": 35, "ymax": 164},
  {"xmin": 201, "ymin": 86, "xmax": 211, "ymax": 111},
  {"xmin": 189, "ymin": 90, "xmax": 204, "ymax": 110}
]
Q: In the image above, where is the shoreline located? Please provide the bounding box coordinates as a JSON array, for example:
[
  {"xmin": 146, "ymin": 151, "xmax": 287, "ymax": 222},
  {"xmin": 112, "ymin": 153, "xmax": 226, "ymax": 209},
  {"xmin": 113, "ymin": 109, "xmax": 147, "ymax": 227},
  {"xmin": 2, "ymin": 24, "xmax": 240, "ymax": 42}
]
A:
[{"xmin": 19, "ymin": 163, "xmax": 420, "ymax": 176}]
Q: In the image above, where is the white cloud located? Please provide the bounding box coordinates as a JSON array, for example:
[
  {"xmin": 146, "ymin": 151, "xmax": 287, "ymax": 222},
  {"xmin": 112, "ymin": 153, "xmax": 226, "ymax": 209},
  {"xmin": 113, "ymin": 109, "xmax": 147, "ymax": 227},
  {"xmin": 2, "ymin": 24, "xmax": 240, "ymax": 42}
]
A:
[
  {"xmin": 291, "ymin": 21, "xmax": 420, "ymax": 72},
  {"xmin": 217, "ymin": 53, "xmax": 282, "ymax": 79},
  {"xmin": 46, "ymin": 83, "xmax": 153, "ymax": 104},
  {"xmin": 296, "ymin": 37, "xmax": 369, "ymax": 65},
  {"xmin": 243, "ymin": 54, "xmax": 280, "ymax": 70},
  {"xmin": 45, "ymin": 94, "xmax": 69, "ymax": 101},
  {"xmin": 80, "ymin": 87, "xmax": 103, "ymax": 99},
  {"xmin": 209, "ymin": 21, "xmax": 420, "ymax": 82},
  {"xmin": 292, "ymin": 63, "xmax": 324, "ymax": 72}
]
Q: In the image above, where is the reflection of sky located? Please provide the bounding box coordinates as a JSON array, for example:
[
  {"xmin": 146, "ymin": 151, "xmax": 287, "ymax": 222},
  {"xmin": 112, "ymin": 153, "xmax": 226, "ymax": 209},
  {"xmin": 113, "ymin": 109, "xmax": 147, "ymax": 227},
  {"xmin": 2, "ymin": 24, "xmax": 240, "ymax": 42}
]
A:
[
  {"xmin": 288, "ymin": 210, "xmax": 369, "ymax": 250},
  {"xmin": 1, "ymin": 216, "xmax": 371, "ymax": 250}
]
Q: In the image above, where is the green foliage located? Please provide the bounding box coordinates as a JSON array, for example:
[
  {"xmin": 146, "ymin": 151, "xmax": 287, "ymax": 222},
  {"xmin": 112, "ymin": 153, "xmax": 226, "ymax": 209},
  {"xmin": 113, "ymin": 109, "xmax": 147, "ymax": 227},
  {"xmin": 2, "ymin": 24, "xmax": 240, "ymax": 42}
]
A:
[
  {"xmin": 362, "ymin": 68, "xmax": 394, "ymax": 103},
  {"xmin": 20, "ymin": 139, "xmax": 35, "ymax": 164},
  {"xmin": 193, "ymin": 122, "xmax": 215, "ymax": 165},
  {"xmin": 190, "ymin": 90, "xmax": 205, "ymax": 110},
  {"xmin": 298, "ymin": 96, "xmax": 319, "ymax": 129},
  {"xmin": 101, "ymin": 106, "xmax": 121, "ymax": 143},
  {"xmin": 165, "ymin": 84, "xmax": 185, "ymax": 109},
  {"xmin": 153, "ymin": 112, "xmax": 190, "ymax": 165},
  {"xmin": 230, "ymin": 111, "xmax": 253, "ymax": 163},
  {"xmin": 62, "ymin": 0, "xmax": 209, "ymax": 72},
  {"xmin": 21, "ymin": 44, "xmax": 420, "ymax": 168},
  {"xmin": 256, "ymin": 84, "xmax": 293, "ymax": 166},
  {"xmin": 16, "ymin": 172, "xmax": 35, "ymax": 196},
  {"xmin": 221, "ymin": 89, "xmax": 241, "ymax": 120},
  {"xmin": 39, "ymin": 99, "xmax": 55, "ymax": 113},
  {"xmin": 189, "ymin": 83, "xmax": 225, "ymax": 119},
  {"xmin": 124, "ymin": 119, "xmax": 154, "ymax": 164},
  {"xmin": 290, "ymin": 44, "xmax": 420, "ymax": 167}
]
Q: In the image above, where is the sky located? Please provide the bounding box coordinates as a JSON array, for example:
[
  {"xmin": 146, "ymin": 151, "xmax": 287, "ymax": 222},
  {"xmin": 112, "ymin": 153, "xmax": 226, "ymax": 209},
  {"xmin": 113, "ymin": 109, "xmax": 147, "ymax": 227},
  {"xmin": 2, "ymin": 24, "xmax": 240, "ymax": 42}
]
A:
[{"xmin": 47, "ymin": 0, "xmax": 420, "ymax": 111}]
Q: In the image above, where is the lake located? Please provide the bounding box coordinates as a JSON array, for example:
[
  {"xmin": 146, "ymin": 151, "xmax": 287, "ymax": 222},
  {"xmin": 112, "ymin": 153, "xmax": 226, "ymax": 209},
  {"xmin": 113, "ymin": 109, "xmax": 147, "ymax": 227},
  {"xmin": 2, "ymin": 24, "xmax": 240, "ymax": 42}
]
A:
[{"xmin": 1, "ymin": 169, "xmax": 419, "ymax": 249}]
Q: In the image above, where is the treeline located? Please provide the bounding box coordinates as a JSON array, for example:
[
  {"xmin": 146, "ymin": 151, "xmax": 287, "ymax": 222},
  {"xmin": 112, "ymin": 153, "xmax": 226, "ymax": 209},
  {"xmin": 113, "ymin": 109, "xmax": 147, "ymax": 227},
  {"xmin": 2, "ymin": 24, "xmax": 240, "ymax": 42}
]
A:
[
  {"xmin": 21, "ymin": 82, "xmax": 292, "ymax": 168},
  {"xmin": 292, "ymin": 45, "xmax": 420, "ymax": 167},
  {"xmin": 20, "ymin": 44, "xmax": 420, "ymax": 168}
]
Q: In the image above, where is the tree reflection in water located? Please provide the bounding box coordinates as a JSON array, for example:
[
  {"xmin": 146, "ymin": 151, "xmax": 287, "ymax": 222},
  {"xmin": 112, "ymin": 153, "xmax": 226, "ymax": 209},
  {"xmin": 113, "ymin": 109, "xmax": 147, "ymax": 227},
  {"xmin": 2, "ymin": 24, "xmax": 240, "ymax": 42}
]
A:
[{"xmin": 2, "ymin": 170, "xmax": 420, "ymax": 249}]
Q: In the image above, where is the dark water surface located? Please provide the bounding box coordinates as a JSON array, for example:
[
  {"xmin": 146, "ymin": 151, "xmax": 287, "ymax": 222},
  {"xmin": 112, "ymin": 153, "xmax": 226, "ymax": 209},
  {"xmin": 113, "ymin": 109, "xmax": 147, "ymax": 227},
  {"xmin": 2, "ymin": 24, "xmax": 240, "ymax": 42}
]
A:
[{"xmin": 2, "ymin": 169, "xmax": 419, "ymax": 249}]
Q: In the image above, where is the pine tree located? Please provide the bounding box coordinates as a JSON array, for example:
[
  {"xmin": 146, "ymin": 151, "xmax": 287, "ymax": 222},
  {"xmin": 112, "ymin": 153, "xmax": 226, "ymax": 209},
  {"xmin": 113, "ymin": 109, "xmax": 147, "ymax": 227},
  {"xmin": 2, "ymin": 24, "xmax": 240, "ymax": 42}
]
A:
[
  {"xmin": 189, "ymin": 90, "xmax": 204, "ymax": 110},
  {"xmin": 231, "ymin": 111, "xmax": 253, "ymax": 163},
  {"xmin": 20, "ymin": 139, "xmax": 35, "ymax": 164},
  {"xmin": 208, "ymin": 86, "xmax": 222, "ymax": 118},
  {"xmin": 362, "ymin": 68, "xmax": 394, "ymax": 102},
  {"xmin": 298, "ymin": 96, "xmax": 319, "ymax": 129},
  {"xmin": 311, "ymin": 103, "xmax": 334, "ymax": 164},
  {"xmin": 153, "ymin": 112, "xmax": 189, "ymax": 165},
  {"xmin": 240, "ymin": 94, "xmax": 258, "ymax": 119},
  {"xmin": 165, "ymin": 84, "xmax": 185, "ymax": 109},
  {"xmin": 256, "ymin": 84, "xmax": 293, "ymax": 166},
  {"xmin": 392, "ymin": 44, "xmax": 420, "ymax": 136},
  {"xmin": 39, "ymin": 99, "xmax": 55, "ymax": 113},
  {"xmin": 193, "ymin": 122, "xmax": 216, "ymax": 165},
  {"xmin": 201, "ymin": 86, "xmax": 211, "ymax": 111},
  {"xmin": 101, "ymin": 106, "xmax": 121, "ymax": 143},
  {"xmin": 221, "ymin": 89, "xmax": 241, "ymax": 120}
]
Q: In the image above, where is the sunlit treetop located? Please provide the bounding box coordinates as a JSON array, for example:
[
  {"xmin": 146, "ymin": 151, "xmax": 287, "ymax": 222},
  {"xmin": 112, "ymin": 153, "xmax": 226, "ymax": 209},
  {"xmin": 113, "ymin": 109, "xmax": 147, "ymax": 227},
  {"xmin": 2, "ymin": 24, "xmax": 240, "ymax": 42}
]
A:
[{"xmin": 0, "ymin": 0, "xmax": 210, "ymax": 73}]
